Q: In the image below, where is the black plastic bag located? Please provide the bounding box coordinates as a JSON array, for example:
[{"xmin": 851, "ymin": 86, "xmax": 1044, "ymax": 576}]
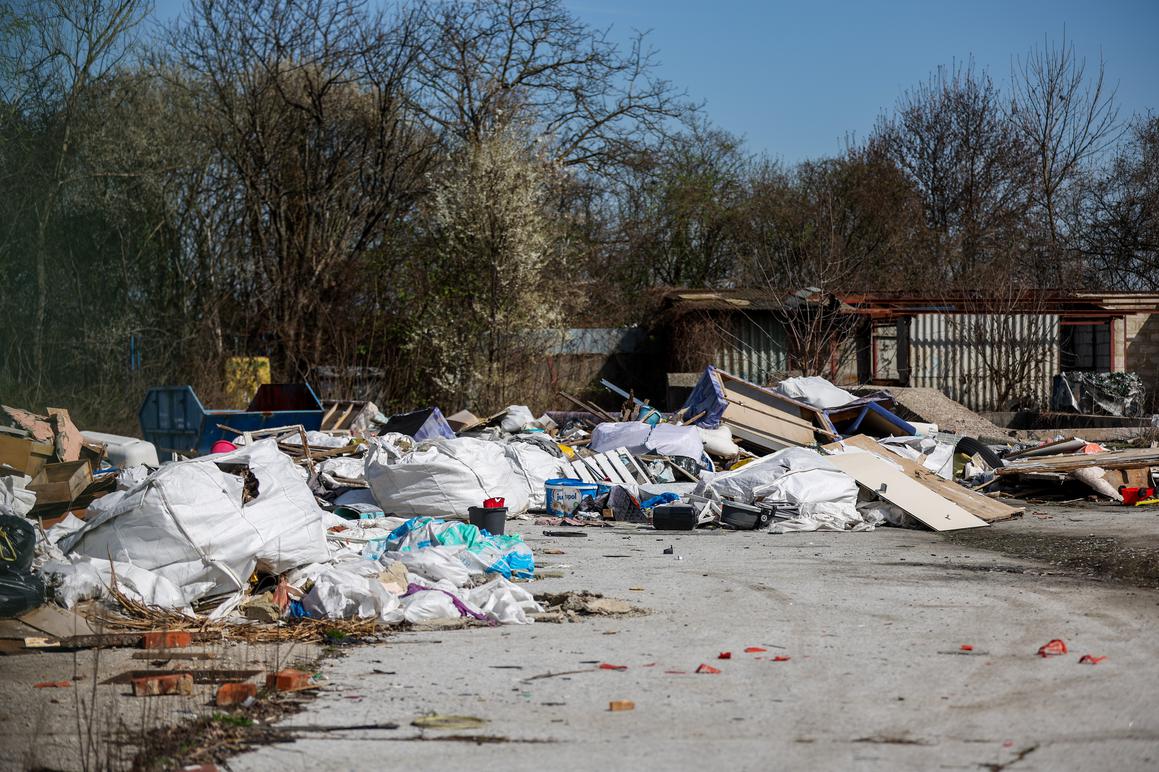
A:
[
  {"xmin": 0, "ymin": 571, "xmax": 44, "ymax": 618},
  {"xmin": 0, "ymin": 515, "xmax": 36, "ymax": 574}
]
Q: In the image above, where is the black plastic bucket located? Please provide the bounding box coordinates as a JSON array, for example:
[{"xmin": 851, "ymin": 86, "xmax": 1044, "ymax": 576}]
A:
[{"xmin": 468, "ymin": 506, "xmax": 507, "ymax": 535}]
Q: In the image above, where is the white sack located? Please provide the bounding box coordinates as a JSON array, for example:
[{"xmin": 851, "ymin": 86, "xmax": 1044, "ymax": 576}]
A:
[
  {"xmin": 61, "ymin": 439, "xmax": 330, "ymax": 605},
  {"xmin": 400, "ymin": 589, "xmax": 461, "ymax": 622},
  {"xmin": 364, "ymin": 436, "xmax": 530, "ymax": 517},
  {"xmin": 591, "ymin": 422, "xmax": 704, "ymax": 460},
  {"xmin": 0, "ymin": 474, "xmax": 35, "ymax": 517},
  {"xmin": 776, "ymin": 376, "xmax": 856, "ymax": 409},
  {"xmin": 590, "ymin": 422, "xmax": 651, "ymax": 455},
  {"xmin": 503, "ymin": 443, "xmax": 565, "ymax": 509},
  {"xmin": 301, "ymin": 566, "xmax": 400, "ymax": 622},
  {"xmin": 698, "ymin": 425, "xmax": 740, "ymax": 457},
  {"xmin": 500, "ymin": 405, "xmax": 536, "ymax": 433}
]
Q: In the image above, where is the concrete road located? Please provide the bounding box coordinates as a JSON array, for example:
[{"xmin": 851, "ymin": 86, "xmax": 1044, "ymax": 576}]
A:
[{"xmin": 233, "ymin": 512, "xmax": 1159, "ymax": 771}]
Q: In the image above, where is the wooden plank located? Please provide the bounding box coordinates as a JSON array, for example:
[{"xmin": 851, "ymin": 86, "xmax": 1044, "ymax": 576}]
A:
[
  {"xmin": 997, "ymin": 447, "xmax": 1159, "ymax": 475},
  {"xmin": 605, "ymin": 450, "xmax": 642, "ymax": 485},
  {"xmin": 591, "ymin": 454, "xmax": 623, "ymax": 483},
  {"xmin": 569, "ymin": 460, "xmax": 596, "ymax": 483},
  {"xmin": 825, "ymin": 451, "xmax": 989, "ymax": 531},
  {"xmin": 720, "ymin": 401, "xmax": 816, "ymax": 448},
  {"xmin": 717, "ymin": 370, "xmax": 838, "ymax": 436},
  {"xmin": 824, "ymin": 435, "xmax": 1021, "ymax": 523}
]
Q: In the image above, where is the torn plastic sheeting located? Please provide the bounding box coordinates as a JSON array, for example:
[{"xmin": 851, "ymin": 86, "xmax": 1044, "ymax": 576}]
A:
[
  {"xmin": 300, "ymin": 566, "xmax": 400, "ymax": 623},
  {"xmin": 365, "ymin": 437, "xmax": 530, "ymax": 518},
  {"xmin": 41, "ymin": 557, "xmax": 193, "ymax": 611},
  {"xmin": 589, "ymin": 422, "xmax": 704, "ymax": 461},
  {"xmin": 465, "ymin": 576, "xmax": 543, "ymax": 625},
  {"xmin": 694, "ymin": 447, "xmax": 867, "ymax": 533},
  {"xmin": 60, "ymin": 439, "xmax": 331, "ymax": 605},
  {"xmin": 376, "ymin": 517, "xmax": 535, "ymax": 580},
  {"xmin": 775, "ymin": 376, "xmax": 857, "ymax": 409},
  {"xmin": 876, "ymin": 435, "xmax": 955, "ymax": 480},
  {"xmin": 387, "ymin": 546, "xmax": 472, "ymax": 587},
  {"xmin": 0, "ymin": 475, "xmax": 36, "ymax": 518},
  {"xmin": 681, "ymin": 366, "xmax": 729, "ymax": 429}
]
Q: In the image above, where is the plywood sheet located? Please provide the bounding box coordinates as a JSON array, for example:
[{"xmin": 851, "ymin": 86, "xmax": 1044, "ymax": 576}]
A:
[
  {"xmin": 824, "ymin": 435, "xmax": 1021, "ymax": 523},
  {"xmin": 825, "ymin": 451, "xmax": 989, "ymax": 531}
]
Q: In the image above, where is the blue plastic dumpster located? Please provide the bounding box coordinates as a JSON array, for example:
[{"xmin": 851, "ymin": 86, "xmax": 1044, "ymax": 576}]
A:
[{"xmin": 139, "ymin": 383, "xmax": 324, "ymax": 456}]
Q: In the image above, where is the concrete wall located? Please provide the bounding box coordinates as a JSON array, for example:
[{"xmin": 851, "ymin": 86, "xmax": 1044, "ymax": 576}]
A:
[{"xmin": 1125, "ymin": 313, "xmax": 1159, "ymax": 408}]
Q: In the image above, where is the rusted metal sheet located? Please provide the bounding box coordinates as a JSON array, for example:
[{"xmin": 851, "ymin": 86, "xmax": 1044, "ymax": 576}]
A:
[
  {"xmin": 714, "ymin": 311, "xmax": 788, "ymax": 385},
  {"xmin": 908, "ymin": 313, "xmax": 1059, "ymax": 411}
]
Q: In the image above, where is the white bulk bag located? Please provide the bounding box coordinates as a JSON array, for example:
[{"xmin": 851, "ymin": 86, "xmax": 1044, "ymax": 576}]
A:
[
  {"xmin": 61, "ymin": 439, "xmax": 330, "ymax": 604},
  {"xmin": 364, "ymin": 437, "xmax": 530, "ymax": 518},
  {"xmin": 503, "ymin": 442, "xmax": 564, "ymax": 509}
]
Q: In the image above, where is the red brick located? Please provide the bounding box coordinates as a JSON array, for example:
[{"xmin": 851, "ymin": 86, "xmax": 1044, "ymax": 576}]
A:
[
  {"xmin": 132, "ymin": 672, "xmax": 193, "ymax": 697},
  {"xmin": 215, "ymin": 681, "xmax": 257, "ymax": 707},
  {"xmin": 141, "ymin": 631, "xmax": 193, "ymax": 650},
  {"xmin": 265, "ymin": 668, "xmax": 314, "ymax": 692}
]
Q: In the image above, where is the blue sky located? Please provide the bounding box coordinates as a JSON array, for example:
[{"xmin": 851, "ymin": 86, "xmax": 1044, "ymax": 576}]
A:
[{"xmin": 149, "ymin": 0, "xmax": 1159, "ymax": 163}]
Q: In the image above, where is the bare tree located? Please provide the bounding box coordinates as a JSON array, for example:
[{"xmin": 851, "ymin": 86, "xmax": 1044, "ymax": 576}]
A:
[
  {"xmin": 414, "ymin": 0, "xmax": 687, "ymax": 173},
  {"xmin": 164, "ymin": 0, "xmax": 438, "ymax": 378},
  {"xmin": 614, "ymin": 119, "xmax": 748, "ymax": 288},
  {"xmin": 1012, "ymin": 34, "xmax": 1121, "ymax": 256},
  {"xmin": 1079, "ymin": 115, "xmax": 1159, "ymax": 289},
  {"xmin": 872, "ymin": 61, "xmax": 1033, "ymax": 284},
  {"xmin": 0, "ymin": 0, "xmax": 148, "ymax": 395}
]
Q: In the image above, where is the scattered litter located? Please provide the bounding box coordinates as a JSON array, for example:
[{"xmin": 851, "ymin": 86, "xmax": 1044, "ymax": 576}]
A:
[
  {"xmin": 744, "ymin": 646, "xmax": 767, "ymax": 653},
  {"xmin": 1078, "ymin": 655, "xmax": 1107, "ymax": 665},
  {"xmin": 718, "ymin": 652, "xmax": 731, "ymax": 660},
  {"xmin": 608, "ymin": 700, "xmax": 635, "ymax": 712},
  {"xmin": 1037, "ymin": 639, "xmax": 1068, "ymax": 657},
  {"xmin": 695, "ymin": 664, "xmax": 721, "ymax": 674},
  {"xmin": 412, "ymin": 715, "xmax": 488, "ymax": 730}
]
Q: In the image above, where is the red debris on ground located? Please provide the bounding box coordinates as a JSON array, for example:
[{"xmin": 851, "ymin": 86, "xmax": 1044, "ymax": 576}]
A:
[
  {"xmin": 1037, "ymin": 639, "xmax": 1068, "ymax": 657},
  {"xmin": 960, "ymin": 644, "xmax": 974, "ymax": 651},
  {"xmin": 718, "ymin": 652, "xmax": 732, "ymax": 660},
  {"xmin": 771, "ymin": 655, "xmax": 791, "ymax": 662},
  {"xmin": 695, "ymin": 664, "xmax": 721, "ymax": 674},
  {"xmin": 1078, "ymin": 655, "xmax": 1107, "ymax": 665},
  {"xmin": 599, "ymin": 663, "xmax": 628, "ymax": 671},
  {"xmin": 744, "ymin": 646, "xmax": 767, "ymax": 653}
]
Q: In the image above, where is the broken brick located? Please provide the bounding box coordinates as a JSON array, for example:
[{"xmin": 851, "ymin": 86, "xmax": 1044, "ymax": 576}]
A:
[
  {"xmin": 132, "ymin": 672, "xmax": 193, "ymax": 697},
  {"xmin": 695, "ymin": 664, "xmax": 721, "ymax": 674},
  {"xmin": 141, "ymin": 631, "xmax": 193, "ymax": 650},
  {"xmin": 215, "ymin": 681, "xmax": 258, "ymax": 707},
  {"xmin": 34, "ymin": 681, "xmax": 71, "ymax": 688},
  {"xmin": 718, "ymin": 652, "xmax": 732, "ymax": 660},
  {"xmin": 1037, "ymin": 639, "xmax": 1068, "ymax": 657},
  {"xmin": 266, "ymin": 668, "xmax": 314, "ymax": 692}
]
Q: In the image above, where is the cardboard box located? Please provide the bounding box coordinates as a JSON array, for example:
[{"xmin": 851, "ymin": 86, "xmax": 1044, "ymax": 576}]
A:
[
  {"xmin": 27, "ymin": 461, "xmax": 91, "ymax": 504},
  {"xmin": 0, "ymin": 433, "xmax": 54, "ymax": 477}
]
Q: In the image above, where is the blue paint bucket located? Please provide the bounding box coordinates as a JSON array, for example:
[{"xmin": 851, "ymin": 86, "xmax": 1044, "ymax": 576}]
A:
[{"xmin": 545, "ymin": 478, "xmax": 599, "ymax": 517}]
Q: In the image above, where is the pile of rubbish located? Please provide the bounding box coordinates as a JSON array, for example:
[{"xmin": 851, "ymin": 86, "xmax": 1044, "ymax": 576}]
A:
[{"xmin": 2, "ymin": 365, "xmax": 1156, "ymax": 640}]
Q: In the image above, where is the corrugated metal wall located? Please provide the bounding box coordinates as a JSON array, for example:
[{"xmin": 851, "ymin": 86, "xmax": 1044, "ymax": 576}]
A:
[
  {"xmin": 909, "ymin": 314, "xmax": 1059, "ymax": 411},
  {"xmin": 715, "ymin": 311, "xmax": 788, "ymax": 385}
]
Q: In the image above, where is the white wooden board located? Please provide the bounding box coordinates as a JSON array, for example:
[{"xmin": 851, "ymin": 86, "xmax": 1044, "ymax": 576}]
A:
[{"xmin": 826, "ymin": 451, "xmax": 989, "ymax": 532}]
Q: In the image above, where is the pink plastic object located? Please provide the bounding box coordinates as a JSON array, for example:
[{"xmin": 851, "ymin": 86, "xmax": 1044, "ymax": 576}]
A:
[{"xmin": 211, "ymin": 440, "xmax": 238, "ymax": 454}]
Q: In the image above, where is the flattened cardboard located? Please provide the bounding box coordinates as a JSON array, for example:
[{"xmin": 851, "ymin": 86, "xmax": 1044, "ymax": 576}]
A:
[{"xmin": 825, "ymin": 450, "xmax": 989, "ymax": 531}]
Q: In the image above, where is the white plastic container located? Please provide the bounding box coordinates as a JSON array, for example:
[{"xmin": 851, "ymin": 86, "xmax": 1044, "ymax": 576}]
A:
[{"xmin": 80, "ymin": 431, "xmax": 160, "ymax": 468}]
